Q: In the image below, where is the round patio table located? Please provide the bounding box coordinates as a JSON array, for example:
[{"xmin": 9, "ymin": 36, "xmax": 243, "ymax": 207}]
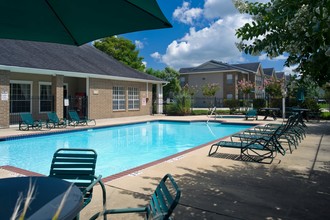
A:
[{"xmin": 0, "ymin": 176, "xmax": 83, "ymax": 220}]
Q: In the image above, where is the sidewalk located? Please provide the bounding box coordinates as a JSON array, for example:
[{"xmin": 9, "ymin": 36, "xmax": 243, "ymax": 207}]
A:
[{"xmin": 1, "ymin": 116, "xmax": 329, "ymax": 219}]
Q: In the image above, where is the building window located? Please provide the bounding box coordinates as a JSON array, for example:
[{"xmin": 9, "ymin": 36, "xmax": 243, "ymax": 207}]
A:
[
  {"xmin": 113, "ymin": 86, "xmax": 126, "ymax": 111},
  {"xmin": 128, "ymin": 87, "xmax": 140, "ymax": 110},
  {"xmin": 227, "ymin": 74, "xmax": 233, "ymax": 84},
  {"xmin": 10, "ymin": 81, "xmax": 32, "ymax": 113},
  {"xmin": 39, "ymin": 83, "xmax": 52, "ymax": 112},
  {"xmin": 226, "ymin": 93, "xmax": 233, "ymax": 99}
]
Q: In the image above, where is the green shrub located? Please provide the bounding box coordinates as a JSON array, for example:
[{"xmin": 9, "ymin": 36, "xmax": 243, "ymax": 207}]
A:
[
  {"xmin": 166, "ymin": 93, "xmax": 191, "ymax": 116},
  {"xmin": 224, "ymin": 99, "xmax": 240, "ymax": 114},
  {"xmin": 253, "ymin": 99, "xmax": 266, "ymax": 110},
  {"xmin": 302, "ymin": 98, "xmax": 320, "ymax": 112},
  {"xmin": 321, "ymin": 112, "xmax": 330, "ymax": 120}
]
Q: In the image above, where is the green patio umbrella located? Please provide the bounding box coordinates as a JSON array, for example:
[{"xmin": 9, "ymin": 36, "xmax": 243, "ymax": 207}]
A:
[{"xmin": 0, "ymin": 0, "xmax": 171, "ymax": 46}]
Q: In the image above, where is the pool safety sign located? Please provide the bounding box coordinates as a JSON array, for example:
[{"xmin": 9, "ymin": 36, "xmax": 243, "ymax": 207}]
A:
[
  {"xmin": 1, "ymin": 91, "xmax": 8, "ymax": 101},
  {"xmin": 64, "ymin": 99, "xmax": 69, "ymax": 106}
]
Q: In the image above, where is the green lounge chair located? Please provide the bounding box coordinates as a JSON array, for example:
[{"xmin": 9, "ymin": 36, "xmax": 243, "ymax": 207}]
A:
[
  {"xmin": 49, "ymin": 148, "xmax": 106, "ymax": 219},
  {"xmin": 68, "ymin": 110, "xmax": 96, "ymax": 126},
  {"xmin": 89, "ymin": 174, "xmax": 181, "ymax": 220},
  {"xmin": 246, "ymin": 113, "xmax": 305, "ymax": 148},
  {"xmin": 19, "ymin": 113, "xmax": 42, "ymax": 131},
  {"xmin": 245, "ymin": 109, "xmax": 258, "ymax": 120},
  {"xmin": 209, "ymin": 126, "xmax": 283, "ymax": 164},
  {"xmin": 46, "ymin": 112, "xmax": 67, "ymax": 128},
  {"xmin": 232, "ymin": 114, "xmax": 299, "ymax": 153}
]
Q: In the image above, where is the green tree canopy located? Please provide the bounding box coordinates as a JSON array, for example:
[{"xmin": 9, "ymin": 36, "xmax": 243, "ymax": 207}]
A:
[
  {"xmin": 146, "ymin": 67, "xmax": 181, "ymax": 99},
  {"xmin": 94, "ymin": 36, "xmax": 145, "ymax": 71},
  {"xmin": 234, "ymin": 0, "xmax": 330, "ymax": 86}
]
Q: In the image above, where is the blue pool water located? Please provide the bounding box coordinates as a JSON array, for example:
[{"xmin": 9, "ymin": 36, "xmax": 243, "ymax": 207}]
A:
[{"xmin": 0, "ymin": 121, "xmax": 251, "ymax": 177}]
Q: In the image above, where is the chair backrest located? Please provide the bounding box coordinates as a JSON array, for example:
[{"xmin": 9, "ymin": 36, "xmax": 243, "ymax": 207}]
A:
[
  {"xmin": 69, "ymin": 110, "xmax": 80, "ymax": 121},
  {"xmin": 146, "ymin": 174, "xmax": 181, "ymax": 220},
  {"xmin": 47, "ymin": 112, "xmax": 60, "ymax": 123},
  {"xmin": 49, "ymin": 148, "xmax": 97, "ymax": 206},
  {"xmin": 246, "ymin": 109, "xmax": 257, "ymax": 116},
  {"xmin": 20, "ymin": 113, "xmax": 35, "ymax": 125}
]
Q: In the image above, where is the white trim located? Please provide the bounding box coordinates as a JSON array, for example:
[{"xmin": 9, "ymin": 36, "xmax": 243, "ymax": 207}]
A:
[{"xmin": 1, "ymin": 65, "xmax": 166, "ymax": 84}]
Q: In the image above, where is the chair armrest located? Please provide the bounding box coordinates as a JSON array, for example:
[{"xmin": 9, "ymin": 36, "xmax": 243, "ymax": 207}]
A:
[{"xmin": 83, "ymin": 175, "xmax": 107, "ymax": 218}]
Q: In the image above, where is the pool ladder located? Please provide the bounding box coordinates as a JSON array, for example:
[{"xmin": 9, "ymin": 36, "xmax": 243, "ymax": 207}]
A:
[{"xmin": 207, "ymin": 107, "xmax": 220, "ymax": 123}]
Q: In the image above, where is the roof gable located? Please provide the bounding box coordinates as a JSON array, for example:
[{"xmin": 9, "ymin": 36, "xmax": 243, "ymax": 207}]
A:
[{"xmin": 0, "ymin": 39, "xmax": 162, "ymax": 82}]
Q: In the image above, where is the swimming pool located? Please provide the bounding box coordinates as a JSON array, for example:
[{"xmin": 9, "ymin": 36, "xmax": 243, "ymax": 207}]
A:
[{"xmin": 0, "ymin": 120, "xmax": 252, "ymax": 177}]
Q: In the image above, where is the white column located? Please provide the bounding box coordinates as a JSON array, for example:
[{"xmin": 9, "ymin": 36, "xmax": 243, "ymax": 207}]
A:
[{"xmin": 156, "ymin": 84, "xmax": 163, "ymax": 114}]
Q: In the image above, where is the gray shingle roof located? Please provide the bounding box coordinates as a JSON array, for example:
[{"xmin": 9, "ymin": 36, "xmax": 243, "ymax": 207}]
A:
[
  {"xmin": 179, "ymin": 60, "xmax": 255, "ymax": 74},
  {"xmin": 0, "ymin": 39, "xmax": 162, "ymax": 82},
  {"xmin": 232, "ymin": 62, "xmax": 260, "ymax": 72},
  {"xmin": 275, "ymin": 72, "xmax": 285, "ymax": 79},
  {"xmin": 263, "ymin": 68, "xmax": 275, "ymax": 76}
]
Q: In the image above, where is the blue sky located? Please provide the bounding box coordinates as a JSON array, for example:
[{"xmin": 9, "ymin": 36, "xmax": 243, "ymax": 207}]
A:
[{"xmin": 122, "ymin": 0, "xmax": 294, "ymax": 74}]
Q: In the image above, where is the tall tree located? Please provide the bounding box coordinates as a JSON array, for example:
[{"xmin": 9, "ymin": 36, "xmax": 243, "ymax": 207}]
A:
[
  {"xmin": 234, "ymin": 0, "xmax": 330, "ymax": 86},
  {"xmin": 94, "ymin": 36, "xmax": 145, "ymax": 71},
  {"xmin": 146, "ymin": 67, "xmax": 181, "ymax": 99}
]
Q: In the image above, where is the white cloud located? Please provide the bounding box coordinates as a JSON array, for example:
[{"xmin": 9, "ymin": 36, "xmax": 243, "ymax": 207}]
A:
[
  {"xmin": 282, "ymin": 65, "xmax": 299, "ymax": 75},
  {"xmin": 259, "ymin": 54, "xmax": 288, "ymax": 61},
  {"xmin": 134, "ymin": 40, "xmax": 144, "ymax": 49},
  {"xmin": 153, "ymin": 14, "xmax": 251, "ymax": 69},
  {"xmin": 204, "ymin": 0, "xmax": 238, "ymax": 19},
  {"xmin": 173, "ymin": 2, "xmax": 203, "ymax": 25},
  {"xmin": 151, "ymin": 52, "xmax": 162, "ymax": 61},
  {"xmin": 150, "ymin": 0, "xmax": 275, "ymax": 70}
]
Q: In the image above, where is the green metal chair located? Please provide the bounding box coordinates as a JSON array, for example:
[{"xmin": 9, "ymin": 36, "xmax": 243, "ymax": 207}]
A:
[
  {"xmin": 89, "ymin": 174, "xmax": 181, "ymax": 220},
  {"xmin": 245, "ymin": 109, "xmax": 258, "ymax": 120},
  {"xmin": 46, "ymin": 112, "xmax": 67, "ymax": 128},
  {"xmin": 49, "ymin": 148, "xmax": 106, "ymax": 219},
  {"xmin": 19, "ymin": 113, "xmax": 42, "ymax": 131},
  {"xmin": 68, "ymin": 110, "xmax": 96, "ymax": 126}
]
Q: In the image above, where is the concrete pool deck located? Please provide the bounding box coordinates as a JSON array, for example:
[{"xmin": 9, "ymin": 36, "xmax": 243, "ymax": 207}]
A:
[{"xmin": 1, "ymin": 115, "xmax": 330, "ymax": 219}]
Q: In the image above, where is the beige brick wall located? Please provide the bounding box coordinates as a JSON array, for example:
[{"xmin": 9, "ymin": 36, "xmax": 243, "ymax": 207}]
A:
[
  {"xmin": 0, "ymin": 70, "xmax": 10, "ymax": 128},
  {"xmin": 52, "ymin": 75, "xmax": 64, "ymax": 118},
  {"xmin": 89, "ymin": 78, "xmax": 152, "ymax": 119},
  {"xmin": 187, "ymin": 72, "xmax": 224, "ymax": 98}
]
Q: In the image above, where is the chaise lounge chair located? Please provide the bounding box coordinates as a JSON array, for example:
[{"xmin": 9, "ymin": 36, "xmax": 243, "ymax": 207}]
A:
[
  {"xmin": 68, "ymin": 110, "xmax": 96, "ymax": 126},
  {"xmin": 208, "ymin": 125, "xmax": 283, "ymax": 164},
  {"xmin": 89, "ymin": 174, "xmax": 181, "ymax": 220},
  {"xmin": 49, "ymin": 148, "xmax": 106, "ymax": 219},
  {"xmin": 245, "ymin": 109, "xmax": 258, "ymax": 120},
  {"xmin": 19, "ymin": 113, "xmax": 42, "ymax": 131},
  {"xmin": 232, "ymin": 114, "xmax": 299, "ymax": 153},
  {"xmin": 46, "ymin": 112, "xmax": 67, "ymax": 128}
]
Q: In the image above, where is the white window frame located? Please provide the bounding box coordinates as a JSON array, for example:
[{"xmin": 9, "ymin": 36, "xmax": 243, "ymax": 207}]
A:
[
  {"xmin": 226, "ymin": 93, "xmax": 233, "ymax": 99},
  {"xmin": 128, "ymin": 87, "xmax": 140, "ymax": 110},
  {"xmin": 227, "ymin": 74, "xmax": 233, "ymax": 84},
  {"xmin": 9, "ymin": 80, "xmax": 33, "ymax": 113},
  {"xmin": 39, "ymin": 82, "xmax": 52, "ymax": 113},
  {"xmin": 113, "ymin": 86, "xmax": 126, "ymax": 111}
]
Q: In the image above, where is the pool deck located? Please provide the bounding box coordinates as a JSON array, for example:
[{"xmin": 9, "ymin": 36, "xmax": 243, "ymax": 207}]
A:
[{"xmin": 1, "ymin": 115, "xmax": 330, "ymax": 219}]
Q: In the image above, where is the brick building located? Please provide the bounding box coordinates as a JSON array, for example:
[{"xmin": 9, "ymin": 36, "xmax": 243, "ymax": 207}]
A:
[
  {"xmin": 179, "ymin": 60, "xmax": 265, "ymax": 107},
  {"xmin": 0, "ymin": 39, "xmax": 165, "ymax": 128}
]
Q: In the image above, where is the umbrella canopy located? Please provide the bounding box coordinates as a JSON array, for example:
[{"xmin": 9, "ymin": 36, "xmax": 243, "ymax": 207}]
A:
[{"xmin": 0, "ymin": 0, "xmax": 171, "ymax": 46}]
